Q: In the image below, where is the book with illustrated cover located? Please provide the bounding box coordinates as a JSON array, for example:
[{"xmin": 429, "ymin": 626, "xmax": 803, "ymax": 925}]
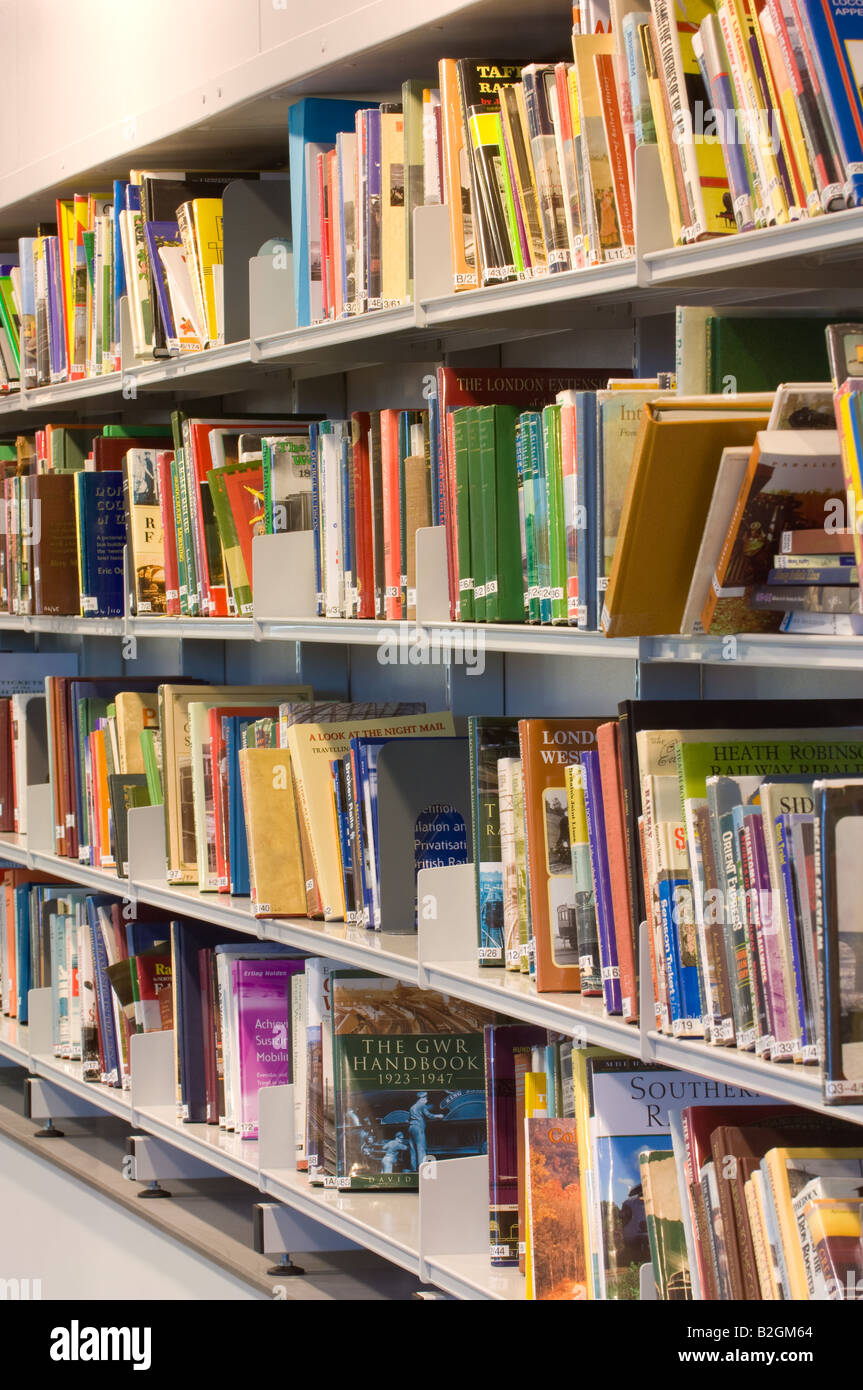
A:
[
  {"xmin": 123, "ymin": 448, "xmax": 166, "ymax": 615},
  {"xmin": 525, "ymin": 1114, "xmax": 589, "ymax": 1299},
  {"xmin": 331, "ymin": 971, "xmax": 493, "ymax": 1190},
  {"xmin": 235, "ymin": 957, "xmax": 305, "ymax": 1140},
  {"xmin": 816, "ymin": 779, "xmax": 863, "ymax": 1106},
  {"xmin": 520, "ymin": 717, "xmax": 605, "ymax": 993}
]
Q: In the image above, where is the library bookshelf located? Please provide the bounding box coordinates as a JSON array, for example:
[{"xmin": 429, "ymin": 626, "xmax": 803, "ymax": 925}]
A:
[{"xmin": 1, "ymin": 0, "xmax": 863, "ymax": 1303}]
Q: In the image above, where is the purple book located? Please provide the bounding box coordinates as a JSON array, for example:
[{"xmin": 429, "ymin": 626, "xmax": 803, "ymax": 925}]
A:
[
  {"xmin": 235, "ymin": 958, "xmax": 305, "ymax": 1140},
  {"xmin": 46, "ymin": 237, "xmax": 67, "ymax": 383},
  {"xmin": 144, "ymin": 221, "xmax": 182, "ymax": 345},
  {"xmin": 366, "ymin": 109, "xmax": 382, "ymax": 310},
  {"xmin": 484, "ymin": 1022, "xmax": 547, "ymax": 1266},
  {"xmin": 581, "ymin": 748, "xmax": 622, "ymax": 1015}
]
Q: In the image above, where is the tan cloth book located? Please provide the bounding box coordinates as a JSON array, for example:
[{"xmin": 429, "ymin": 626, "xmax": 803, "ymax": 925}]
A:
[
  {"xmin": 239, "ymin": 748, "xmax": 306, "ymax": 917},
  {"xmin": 286, "ymin": 711, "xmax": 455, "ymax": 922}
]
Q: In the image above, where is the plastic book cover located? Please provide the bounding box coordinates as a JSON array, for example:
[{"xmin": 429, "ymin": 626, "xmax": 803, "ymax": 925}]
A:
[
  {"xmin": 587, "ymin": 1055, "xmax": 765, "ymax": 1299},
  {"xmin": 235, "ymin": 957, "xmax": 306, "ymax": 1140},
  {"xmin": 331, "ymin": 971, "xmax": 493, "ymax": 1190},
  {"xmin": 525, "ymin": 1114, "xmax": 589, "ymax": 1299},
  {"xmin": 485, "ymin": 1022, "xmax": 547, "ymax": 1263}
]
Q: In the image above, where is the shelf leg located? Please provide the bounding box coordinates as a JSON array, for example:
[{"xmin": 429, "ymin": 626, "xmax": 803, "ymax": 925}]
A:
[
  {"xmin": 137, "ymin": 1180, "xmax": 172, "ymax": 1200},
  {"xmin": 265, "ymin": 1252, "xmax": 305, "ymax": 1278}
]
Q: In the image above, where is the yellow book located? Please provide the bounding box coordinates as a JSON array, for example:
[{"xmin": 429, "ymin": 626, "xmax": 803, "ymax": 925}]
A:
[
  {"xmin": 523, "ymin": 1070, "xmax": 548, "ymax": 1300},
  {"xmin": 837, "ymin": 390, "xmax": 863, "ymax": 579},
  {"xmin": 115, "ymin": 690, "xmax": 159, "ymax": 776},
  {"xmin": 380, "ymin": 110, "xmax": 407, "ymax": 308},
  {"xmin": 763, "ymin": 1146, "xmax": 863, "ymax": 1300},
  {"xmin": 285, "ymin": 712, "xmax": 455, "ymax": 922},
  {"xmin": 239, "ymin": 748, "xmax": 307, "ymax": 917},
  {"xmin": 191, "ymin": 197, "xmax": 224, "ymax": 344},
  {"xmin": 159, "ymin": 683, "xmax": 313, "ymax": 884},
  {"xmin": 639, "ymin": 20, "xmax": 685, "ymax": 246},
  {"xmin": 746, "ymin": 0, "xmax": 813, "ymax": 218},
  {"xmin": 55, "ymin": 199, "xmax": 76, "ymax": 376},
  {"xmin": 602, "ymin": 394, "xmax": 772, "ymax": 637},
  {"xmin": 648, "ymin": 0, "xmax": 735, "ymax": 239},
  {"xmin": 718, "ymin": 0, "xmax": 789, "ymax": 226}
]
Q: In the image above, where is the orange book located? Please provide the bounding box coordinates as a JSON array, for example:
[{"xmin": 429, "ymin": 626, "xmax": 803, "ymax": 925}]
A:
[
  {"xmin": 90, "ymin": 729, "xmax": 112, "ymax": 869},
  {"xmin": 597, "ymin": 721, "xmax": 637, "ymax": 1023},
  {"xmin": 593, "ymin": 52, "xmax": 634, "ymax": 250},
  {"xmin": 520, "ymin": 716, "xmax": 607, "ymax": 994},
  {"xmin": 525, "ymin": 1114, "xmax": 589, "ymax": 1300}
]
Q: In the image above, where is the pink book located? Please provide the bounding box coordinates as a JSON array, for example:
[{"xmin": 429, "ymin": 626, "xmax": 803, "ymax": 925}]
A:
[{"xmin": 236, "ymin": 957, "xmax": 305, "ymax": 1140}]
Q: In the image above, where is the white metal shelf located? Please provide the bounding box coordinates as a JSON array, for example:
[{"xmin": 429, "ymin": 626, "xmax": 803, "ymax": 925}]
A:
[
  {"xmin": 0, "ymin": 1015, "xmax": 29, "ymax": 1067},
  {"xmin": 642, "ymin": 205, "xmax": 863, "ymax": 285}
]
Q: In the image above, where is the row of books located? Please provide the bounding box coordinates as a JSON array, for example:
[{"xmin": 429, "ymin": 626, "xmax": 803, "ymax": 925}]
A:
[
  {"xmin": 6, "ymin": 884, "xmax": 860, "ymax": 1304},
  {"xmin": 488, "ymin": 1041, "xmax": 863, "ymax": 1300},
  {"xmin": 0, "ymin": 312, "xmax": 849, "ymax": 630},
  {"xmin": 288, "ymin": 0, "xmax": 863, "ymax": 322},
  {"xmin": 468, "ymin": 697, "xmax": 863, "ymax": 1109},
  {"xmin": 0, "ymin": 168, "xmax": 258, "ymax": 390},
  {"xmin": 5, "ymin": 675, "xmax": 863, "ymax": 1107}
]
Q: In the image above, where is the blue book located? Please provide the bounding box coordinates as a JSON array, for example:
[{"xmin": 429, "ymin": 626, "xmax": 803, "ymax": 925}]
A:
[
  {"xmin": 86, "ymin": 894, "xmax": 121, "ymax": 1086},
  {"xmin": 575, "ymin": 392, "xmax": 598, "ymax": 630},
  {"xmin": 581, "ymin": 749, "xmax": 622, "ymax": 1015},
  {"xmin": 74, "ymin": 472, "xmax": 125, "ymax": 617},
  {"xmin": 348, "ymin": 738, "xmax": 371, "ymax": 925},
  {"xmin": 224, "ymin": 715, "xmax": 259, "ymax": 897},
  {"xmin": 143, "ymin": 221, "xmax": 181, "ymax": 345},
  {"xmin": 288, "ymin": 98, "xmax": 369, "ymax": 326},
  {"xmin": 15, "ymin": 885, "xmax": 32, "ymax": 1022},
  {"xmin": 797, "ymin": 0, "xmax": 863, "ymax": 207},
  {"xmin": 331, "ymin": 759, "xmax": 355, "ymax": 922},
  {"xmin": 45, "ymin": 236, "xmax": 67, "ymax": 382},
  {"xmin": 112, "ymin": 180, "xmax": 129, "ymax": 323}
]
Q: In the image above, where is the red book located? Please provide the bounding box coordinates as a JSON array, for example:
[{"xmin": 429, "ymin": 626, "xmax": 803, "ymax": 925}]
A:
[
  {"xmin": 220, "ymin": 464, "xmax": 266, "ymax": 611},
  {"xmin": 325, "ymin": 150, "xmax": 337, "ymax": 322},
  {"xmin": 380, "ymin": 409, "xmax": 403, "ymax": 620},
  {"xmin": 351, "ymin": 412, "xmax": 374, "ymax": 619},
  {"xmin": 0, "ymin": 700, "xmax": 12, "ymax": 833},
  {"xmin": 593, "ymin": 52, "xmax": 634, "ymax": 249},
  {"xmin": 156, "ymin": 450, "xmax": 181, "ymax": 617},
  {"xmin": 597, "ymin": 721, "xmax": 637, "ymax": 1024}
]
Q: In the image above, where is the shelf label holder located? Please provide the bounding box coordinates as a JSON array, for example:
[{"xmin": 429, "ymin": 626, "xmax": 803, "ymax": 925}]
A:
[
  {"xmin": 418, "ymin": 1153, "xmax": 489, "ymax": 1282},
  {"xmin": 416, "ymin": 863, "xmax": 476, "ymax": 988}
]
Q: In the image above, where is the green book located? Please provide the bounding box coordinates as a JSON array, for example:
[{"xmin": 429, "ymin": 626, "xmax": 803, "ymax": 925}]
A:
[
  {"xmin": 477, "ymin": 404, "xmax": 522, "ymax": 622},
  {"xmin": 494, "ymin": 117, "xmax": 525, "ymax": 277},
  {"xmin": 470, "ymin": 716, "xmax": 521, "ymax": 968},
  {"xmin": 140, "ymin": 728, "xmax": 163, "ymax": 806},
  {"xmin": 453, "ymin": 409, "xmax": 475, "ymax": 622},
  {"xmin": 207, "ymin": 462, "xmax": 256, "ymax": 617},
  {"xmin": 523, "ymin": 412, "xmax": 550, "ymax": 623},
  {"xmin": 170, "ymin": 451, "xmax": 190, "ymax": 615},
  {"xmin": 467, "ymin": 407, "xmax": 486, "ymax": 622},
  {"xmin": 705, "ymin": 316, "xmax": 831, "ymax": 394},
  {"xmin": 0, "ymin": 276, "xmax": 20, "ymax": 375},
  {"xmin": 543, "ymin": 403, "xmax": 567, "ymax": 625},
  {"xmin": 50, "ymin": 426, "xmax": 100, "ymax": 473}
]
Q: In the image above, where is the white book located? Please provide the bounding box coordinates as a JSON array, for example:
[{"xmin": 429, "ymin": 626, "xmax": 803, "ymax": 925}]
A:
[
  {"xmin": 320, "ymin": 429, "xmax": 345, "ymax": 618},
  {"xmin": 679, "ymin": 445, "xmax": 750, "ymax": 635},
  {"xmin": 158, "ymin": 245, "xmax": 204, "ymax": 351}
]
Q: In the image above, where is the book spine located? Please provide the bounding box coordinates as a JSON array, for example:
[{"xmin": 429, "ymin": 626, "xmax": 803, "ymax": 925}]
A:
[
  {"xmin": 520, "ymin": 66, "xmax": 571, "ymax": 273},
  {"xmin": 542, "ymin": 404, "xmax": 567, "ymax": 624},
  {"xmin": 582, "ymin": 749, "xmax": 621, "ymax": 1013}
]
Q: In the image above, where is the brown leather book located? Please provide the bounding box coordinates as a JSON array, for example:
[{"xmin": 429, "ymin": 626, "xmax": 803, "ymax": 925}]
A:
[
  {"xmin": 32, "ymin": 474, "xmax": 79, "ymax": 614},
  {"xmin": 711, "ymin": 1112, "xmax": 863, "ymax": 1299}
]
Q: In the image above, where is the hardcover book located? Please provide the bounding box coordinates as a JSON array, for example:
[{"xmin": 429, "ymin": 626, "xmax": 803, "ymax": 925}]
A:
[{"xmin": 331, "ymin": 972, "xmax": 493, "ymax": 1190}]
